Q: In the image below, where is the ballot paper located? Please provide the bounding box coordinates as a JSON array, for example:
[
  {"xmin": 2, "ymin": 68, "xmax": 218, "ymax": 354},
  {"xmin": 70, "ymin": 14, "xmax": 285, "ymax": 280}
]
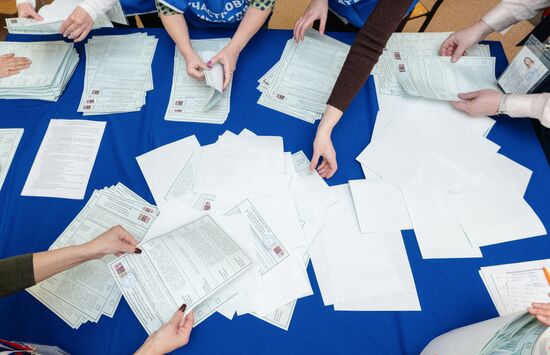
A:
[
  {"xmin": 373, "ymin": 32, "xmax": 492, "ymax": 97},
  {"xmin": 165, "ymin": 38, "xmax": 232, "ymax": 124},
  {"xmin": 257, "ymin": 30, "xmax": 350, "ymax": 123},
  {"xmin": 0, "ymin": 128, "xmax": 23, "ymax": 191},
  {"xmin": 6, "ymin": 0, "xmax": 113, "ymax": 35},
  {"xmin": 110, "ymin": 215, "xmax": 253, "ymax": 335},
  {"xmin": 22, "ymin": 119, "xmax": 105, "ymax": 200},
  {"xmin": 446, "ymin": 186, "xmax": 546, "ymax": 247},
  {"xmin": 0, "ymin": 41, "xmax": 78, "ymax": 101},
  {"xmin": 78, "ymin": 34, "xmax": 157, "ymax": 115},
  {"xmin": 421, "ymin": 312, "xmax": 550, "ymax": 355},
  {"xmin": 27, "ymin": 184, "xmax": 158, "ymax": 329},
  {"xmin": 349, "ymin": 179, "xmax": 412, "ymax": 233},
  {"xmin": 397, "ymin": 56, "xmax": 500, "ymax": 101},
  {"xmin": 480, "ymin": 259, "xmax": 550, "ymax": 316},
  {"xmin": 309, "ymin": 184, "xmax": 420, "ymax": 311}
]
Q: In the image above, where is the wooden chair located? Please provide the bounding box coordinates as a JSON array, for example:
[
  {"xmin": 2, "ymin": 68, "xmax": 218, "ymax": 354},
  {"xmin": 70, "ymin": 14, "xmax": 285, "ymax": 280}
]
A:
[{"xmin": 396, "ymin": 0, "xmax": 445, "ymax": 33}]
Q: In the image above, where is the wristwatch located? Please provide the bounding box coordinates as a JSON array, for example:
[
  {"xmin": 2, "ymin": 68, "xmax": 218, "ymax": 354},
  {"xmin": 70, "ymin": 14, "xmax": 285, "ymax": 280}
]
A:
[{"xmin": 497, "ymin": 94, "xmax": 509, "ymax": 115}]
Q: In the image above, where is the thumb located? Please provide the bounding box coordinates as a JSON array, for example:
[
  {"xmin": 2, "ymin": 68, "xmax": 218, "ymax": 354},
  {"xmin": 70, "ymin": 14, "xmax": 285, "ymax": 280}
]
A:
[
  {"xmin": 30, "ymin": 9, "xmax": 43, "ymax": 21},
  {"xmin": 169, "ymin": 304, "xmax": 187, "ymax": 326},
  {"xmin": 319, "ymin": 14, "xmax": 327, "ymax": 35},
  {"xmin": 451, "ymin": 100, "xmax": 469, "ymax": 113},
  {"xmin": 0, "ymin": 53, "xmax": 15, "ymax": 59},
  {"xmin": 207, "ymin": 54, "xmax": 221, "ymax": 69},
  {"xmin": 457, "ymin": 91, "xmax": 480, "ymax": 100},
  {"xmin": 310, "ymin": 151, "xmax": 320, "ymax": 172},
  {"xmin": 451, "ymin": 44, "xmax": 467, "ymax": 63}
]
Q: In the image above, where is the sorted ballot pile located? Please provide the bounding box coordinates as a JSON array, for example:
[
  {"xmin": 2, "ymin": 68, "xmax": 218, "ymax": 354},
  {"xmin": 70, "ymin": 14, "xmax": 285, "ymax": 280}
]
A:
[
  {"xmin": 0, "ymin": 41, "xmax": 78, "ymax": 101},
  {"xmin": 27, "ymin": 183, "xmax": 159, "ymax": 329},
  {"xmin": 165, "ymin": 38, "xmax": 231, "ymax": 124},
  {"xmin": 78, "ymin": 33, "xmax": 157, "ymax": 115},
  {"xmin": 353, "ymin": 93, "xmax": 546, "ymax": 260},
  {"xmin": 372, "ymin": 32, "xmax": 497, "ymax": 100},
  {"xmin": 6, "ymin": 0, "xmax": 114, "ymax": 35},
  {"xmin": 257, "ymin": 30, "xmax": 350, "ymax": 123}
]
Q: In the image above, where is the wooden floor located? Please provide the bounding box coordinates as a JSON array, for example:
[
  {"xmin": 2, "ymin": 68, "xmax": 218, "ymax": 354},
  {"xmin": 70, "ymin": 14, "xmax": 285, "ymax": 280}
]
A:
[{"xmin": 0, "ymin": 0, "xmax": 536, "ymax": 59}]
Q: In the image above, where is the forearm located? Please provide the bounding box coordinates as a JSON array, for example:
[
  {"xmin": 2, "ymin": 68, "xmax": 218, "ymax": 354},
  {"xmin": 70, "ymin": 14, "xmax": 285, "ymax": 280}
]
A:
[
  {"xmin": 318, "ymin": 105, "xmax": 343, "ymax": 134},
  {"xmin": 228, "ymin": 7, "xmax": 270, "ymax": 52},
  {"xmin": 33, "ymin": 244, "xmax": 96, "ymax": 283},
  {"xmin": 160, "ymin": 13, "xmax": 195, "ymax": 58}
]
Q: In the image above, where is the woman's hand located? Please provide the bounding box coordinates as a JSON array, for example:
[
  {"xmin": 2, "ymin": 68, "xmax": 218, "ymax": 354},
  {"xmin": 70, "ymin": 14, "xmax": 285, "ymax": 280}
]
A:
[
  {"xmin": 209, "ymin": 45, "xmax": 240, "ymax": 90},
  {"xmin": 17, "ymin": 2, "xmax": 43, "ymax": 21},
  {"xmin": 60, "ymin": 6, "xmax": 94, "ymax": 42},
  {"xmin": 0, "ymin": 53, "xmax": 31, "ymax": 78},
  {"xmin": 439, "ymin": 21, "xmax": 493, "ymax": 62},
  {"xmin": 136, "ymin": 305, "xmax": 194, "ymax": 355},
  {"xmin": 183, "ymin": 50, "xmax": 209, "ymax": 80},
  {"xmin": 311, "ymin": 129, "xmax": 338, "ymax": 179},
  {"xmin": 294, "ymin": 0, "xmax": 329, "ymax": 42},
  {"xmin": 451, "ymin": 89, "xmax": 502, "ymax": 117},
  {"xmin": 529, "ymin": 295, "xmax": 550, "ymax": 326},
  {"xmin": 84, "ymin": 225, "xmax": 141, "ymax": 259}
]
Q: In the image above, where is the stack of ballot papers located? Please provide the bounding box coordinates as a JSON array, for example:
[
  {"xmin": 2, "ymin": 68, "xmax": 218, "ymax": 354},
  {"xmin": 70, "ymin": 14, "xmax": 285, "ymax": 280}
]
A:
[
  {"xmin": 165, "ymin": 38, "xmax": 231, "ymax": 124},
  {"xmin": 0, "ymin": 41, "xmax": 78, "ymax": 101},
  {"xmin": 6, "ymin": 0, "xmax": 115, "ymax": 35},
  {"xmin": 78, "ymin": 33, "xmax": 157, "ymax": 115},
  {"xmin": 352, "ymin": 93, "xmax": 546, "ymax": 260},
  {"xmin": 372, "ymin": 32, "xmax": 497, "ymax": 100},
  {"xmin": 480, "ymin": 259, "xmax": 550, "ymax": 316},
  {"xmin": 256, "ymin": 30, "xmax": 350, "ymax": 123},
  {"xmin": 27, "ymin": 183, "xmax": 159, "ymax": 329},
  {"xmin": 0, "ymin": 128, "xmax": 23, "ymax": 191}
]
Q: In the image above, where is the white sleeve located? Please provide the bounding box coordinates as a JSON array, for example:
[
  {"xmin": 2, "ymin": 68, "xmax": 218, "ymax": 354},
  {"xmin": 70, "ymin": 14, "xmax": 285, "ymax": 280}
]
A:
[
  {"xmin": 16, "ymin": 0, "xmax": 36, "ymax": 8},
  {"xmin": 482, "ymin": 0, "xmax": 550, "ymax": 32},
  {"xmin": 505, "ymin": 93, "xmax": 550, "ymax": 128},
  {"xmin": 78, "ymin": 0, "xmax": 117, "ymax": 20}
]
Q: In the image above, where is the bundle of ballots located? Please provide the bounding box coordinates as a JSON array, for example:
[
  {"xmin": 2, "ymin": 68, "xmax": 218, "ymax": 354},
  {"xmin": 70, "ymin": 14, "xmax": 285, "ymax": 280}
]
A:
[
  {"xmin": 372, "ymin": 32, "xmax": 493, "ymax": 98},
  {"xmin": 257, "ymin": 30, "xmax": 350, "ymax": 123},
  {"xmin": 27, "ymin": 183, "xmax": 159, "ymax": 329},
  {"xmin": 164, "ymin": 38, "xmax": 231, "ymax": 124},
  {"xmin": 0, "ymin": 41, "xmax": 78, "ymax": 101},
  {"xmin": 6, "ymin": 0, "xmax": 113, "ymax": 35},
  {"xmin": 78, "ymin": 33, "xmax": 157, "ymax": 115}
]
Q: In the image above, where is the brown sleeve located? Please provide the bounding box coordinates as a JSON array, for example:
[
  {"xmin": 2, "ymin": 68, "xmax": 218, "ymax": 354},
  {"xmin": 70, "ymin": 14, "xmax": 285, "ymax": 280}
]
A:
[
  {"xmin": 327, "ymin": 0, "xmax": 414, "ymax": 112},
  {"xmin": 0, "ymin": 253, "xmax": 36, "ymax": 298}
]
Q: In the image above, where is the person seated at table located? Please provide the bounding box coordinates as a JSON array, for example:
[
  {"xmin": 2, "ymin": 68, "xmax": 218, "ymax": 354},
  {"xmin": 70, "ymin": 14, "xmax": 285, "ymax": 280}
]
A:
[
  {"xmin": 439, "ymin": 0, "xmax": 550, "ymax": 163},
  {"xmin": 157, "ymin": 0, "xmax": 275, "ymax": 90},
  {"xmin": 0, "ymin": 53, "xmax": 31, "ymax": 78},
  {"xmin": 16, "ymin": 0, "xmax": 160, "ymax": 42},
  {"xmin": 293, "ymin": 0, "xmax": 418, "ymax": 41},
  {"xmin": 0, "ymin": 225, "xmax": 194, "ymax": 354},
  {"xmin": 308, "ymin": 0, "xmax": 414, "ymax": 178}
]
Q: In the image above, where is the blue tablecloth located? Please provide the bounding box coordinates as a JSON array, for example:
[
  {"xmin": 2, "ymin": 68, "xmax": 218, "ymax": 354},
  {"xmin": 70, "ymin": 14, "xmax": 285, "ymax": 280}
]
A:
[{"xmin": 0, "ymin": 28, "xmax": 549, "ymax": 355}]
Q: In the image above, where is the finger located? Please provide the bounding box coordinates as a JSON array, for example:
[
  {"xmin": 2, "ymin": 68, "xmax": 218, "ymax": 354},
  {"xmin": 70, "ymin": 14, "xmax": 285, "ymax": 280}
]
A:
[
  {"xmin": 0, "ymin": 53, "xmax": 15, "ymax": 59},
  {"xmin": 532, "ymin": 303, "xmax": 550, "ymax": 310},
  {"xmin": 68, "ymin": 25, "xmax": 84, "ymax": 40},
  {"xmin": 60, "ymin": 18, "xmax": 73, "ymax": 35},
  {"xmin": 30, "ymin": 9, "xmax": 43, "ymax": 21},
  {"xmin": 169, "ymin": 304, "xmax": 187, "ymax": 326},
  {"xmin": 293, "ymin": 17, "xmax": 303, "ymax": 42},
  {"xmin": 326, "ymin": 167, "xmax": 337, "ymax": 179},
  {"xmin": 9, "ymin": 63, "xmax": 31, "ymax": 71},
  {"xmin": 319, "ymin": 13, "xmax": 327, "ymax": 35},
  {"xmin": 63, "ymin": 22, "xmax": 79, "ymax": 38},
  {"xmin": 6, "ymin": 70, "xmax": 21, "ymax": 76},
  {"xmin": 451, "ymin": 101, "xmax": 469, "ymax": 114},
  {"xmin": 120, "ymin": 229, "xmax": 139, "ymax": 246},
  {"xmin": 317, "ymin": 166, "xmax": 328, "ymax": 176},
  {"xmin": 457, "ymin": 91, "xmax": 481, "ymax": 100},
  {"xmin": 300, "ymin": 17, "xmax": 314, "ymax": 42},
  {"xmin": 536, "ymin": 315, "xmax": 550, "ymax": 325},
  {"xmin": 208, "ymin": 54, "xmax": 221, "ymax": 68},
  {"xmin": 179, "ymin": 310, "xmax": 194, "ymax": 331},
  {"xmin": 75, "ymin": 25, "xmax": 91, "ymax": 42},
  {"xmin": 221, "ymin": 58, "xmax": 231, "ymax": 90},
  {"xmin": 451, "ymin": 44, "xmax": 467, "ymax": 63},
  {"xmin": 309, "ymin": 151, "xmax": 320, "ymax": 171},
  {"xmin": 10, "ymin": 57, "xmax": 31, "ymax": 65}
]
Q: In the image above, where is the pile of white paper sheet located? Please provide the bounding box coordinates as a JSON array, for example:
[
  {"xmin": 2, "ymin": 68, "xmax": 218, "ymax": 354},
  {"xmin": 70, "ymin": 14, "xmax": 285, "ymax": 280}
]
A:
[
  {"xmin": 0, "ymin": 41, "xmax": 78, "ymax": 101},
  {"xmin": 353, "ymin": 93, "xmax": 546, "ymax": 260},
  {"xmin": 0, "ymin": 128, "xmax": 23, "ymax": 191},
  {"xmin": 27, "ymin": 183, "xmax": 159, "ymax": 329},
  {"xmin": 372, "ymin": 32, "xmax": 497, "ymax": 100},
  {"xmin": 6, "ymin": 0, "xmax": 116, "ymax": 35},
  {"xmin": 480, "ymin": 259, "xmax": 550, "ymax": 316},
  {"xmin": 256, "ymin": 30, "xmax": 350, "ymax": 123},
  {"xmin": 78, "ymin": 33, "xmax": 157, "ymax": 115},
  {"xmin": 164, "ymin": 38, "xmax": 231, "ymax": 124}
]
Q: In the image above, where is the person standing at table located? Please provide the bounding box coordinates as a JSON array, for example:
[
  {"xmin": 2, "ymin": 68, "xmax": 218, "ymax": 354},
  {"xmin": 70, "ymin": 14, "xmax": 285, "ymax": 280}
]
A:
[
  {"xmin": 0, "ymin": 225, "xmax": 194, "ymax": 354},
  {"xmin": 439, "ymin": 0, "xmax": 550, "ymax": 164},
  {"xmin": 16, "ymin": 0, "xmax": 160, "ymax": 42},
  {"xmin": 307, "ymin": 0, "xmax": 414, "ymax": 178},
  {"xmin": 293, "ymin": 0, "xmax": 418, "ymax": 41},
  {"xmin": 157, "ymin": 0, "xmax": 275, "ymax": 90}
]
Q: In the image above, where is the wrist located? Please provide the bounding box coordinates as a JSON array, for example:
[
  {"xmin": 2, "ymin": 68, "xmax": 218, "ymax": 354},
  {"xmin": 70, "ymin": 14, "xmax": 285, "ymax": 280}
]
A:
[
  {"xmin": 497, "ymin": 93, "xmax": 508, "ymax": 115},
  {"xmin": 135, "ymin": 337, "xmax": 161, "ymax": 355},
  {"xmin": 227, "ymin": 39, "xmax": 245, "ymax": 54},
  {"xmin": 178, "ymin": 43, "xmax": 196, "ymax": 60},
  {"xmin": 73, "ymin": 243, "xmax": 97, "ymax": 262},
  {"xmin": 474, "ymin": 20, "xmax": 493, "ymax": 40}
]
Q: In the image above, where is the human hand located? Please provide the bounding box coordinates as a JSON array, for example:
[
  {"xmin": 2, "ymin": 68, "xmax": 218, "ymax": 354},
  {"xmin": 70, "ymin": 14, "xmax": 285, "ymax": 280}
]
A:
[
  {"xmin": 209, "ymin": 45, "xmax": 240, "ymax": 90},
  {"xmin": 183, "ymin": 49, "xmax": 208, "ymax": 80},
  {"xmin": 136, "ymin": 305, "xmax": 194, "ymax": 355},
  {"xmin": 310, "ymin": 129, "xmax": 337, "ymax": 179},
  {"xmin": 84, "ymin": 225, "xmax": 141, "ymax": 259},
  {"xmin": 0, "ymin": 53, "xmax": 31, "ymax": 78},
  {"xmin": 451, "ymin": 89, "xmax": 502, "ymax": 117},
  {"xmin": 17, "ymin": 2, "xmax": 43, "ymax": 21},
  {"xmin": 439, "ymin": 21, "xmax": 493, "ymax": 62},
  {"xmin": 528, "ymin": 295, "xmax": 550, "ymax": 326},
  {"xmin": 293, "ymin": 0, "xmax": 328, "ymax": 42},
  {"xmin": 60, "ymin": 6, "xmax": 94, "ymax": 42}
]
